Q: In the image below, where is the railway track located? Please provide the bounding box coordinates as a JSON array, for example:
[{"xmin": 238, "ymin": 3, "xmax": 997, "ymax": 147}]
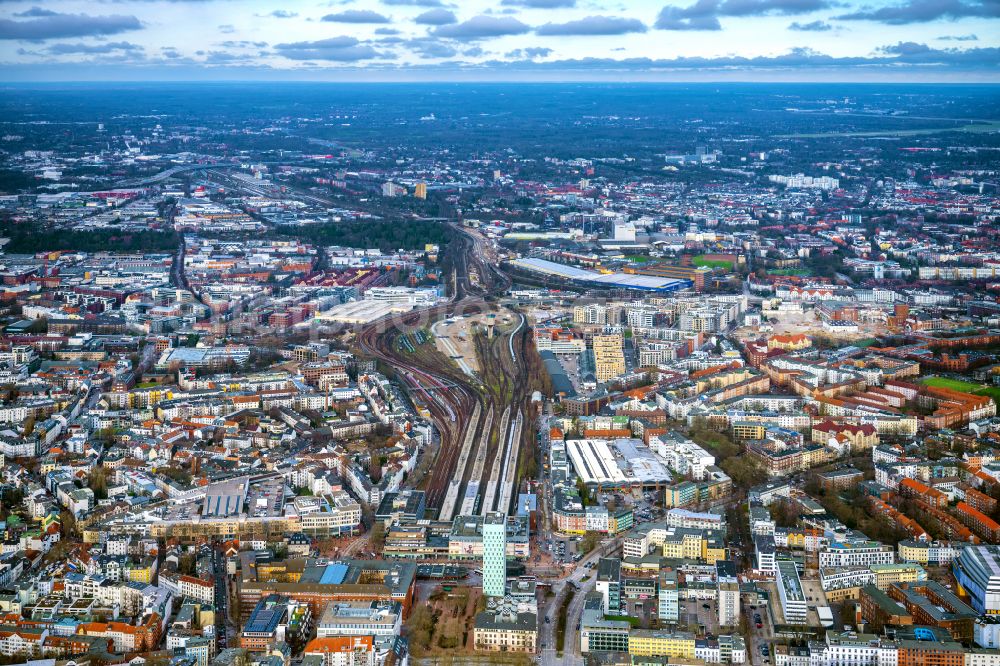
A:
[
  {"xmin": 509, "ymin": 312, "xmax": 525, "ymax": 363},
  {"xmin": 355, "ymin": 301, "xmax": 485, "ymax": 512},
  {"xmin": 497, "ymin": 314, "xmax": 535, "ymax": 515},
  {"xmin": 438, "ymin": 400, "xmax": 483, "ymax": 522},
  {"xmin": 403, "ymin": 316, "xmax": 534, "ymax": 518},
  {"xmin": 496, "ymin": 410, "xmax": 524, "ymax": 515},
  {"xmin": 353, "ymin": 222, "xmax": 527, "ymax": 519},
  {"xmin": 461, "ymin": 405, "xmax": 494, "ymax": 516},
  {"xmin": 480, "ymin": 405, "xmax": 510, "ymax": 516}
]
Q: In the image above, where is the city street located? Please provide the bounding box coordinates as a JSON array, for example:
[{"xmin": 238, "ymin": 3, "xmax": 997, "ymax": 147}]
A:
[
  {"xmin": 537, "ymin": 537, "xmax": 620, "ymax": 665},
  {"xmin": 212, "ymin": 548, "xmax": 237, "ymax": 650}
]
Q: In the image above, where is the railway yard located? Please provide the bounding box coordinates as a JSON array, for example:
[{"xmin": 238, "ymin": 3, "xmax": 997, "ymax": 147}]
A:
[{"xmin": 355, "ymin": 223, "xmax": 541, "ymax": 519}]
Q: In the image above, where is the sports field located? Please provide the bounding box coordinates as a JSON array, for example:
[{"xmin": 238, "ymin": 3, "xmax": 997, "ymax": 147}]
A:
[
  {"xmin": 921, "ymin": 376, "xmax": 984, "ymax": 392},
  {"xmin": 976, "ymin": 387, "xmax": 1000, "ymax": 403},
  {"xmin": 693, "ymin": 256, "xmax": 734, "ymax": 269}
]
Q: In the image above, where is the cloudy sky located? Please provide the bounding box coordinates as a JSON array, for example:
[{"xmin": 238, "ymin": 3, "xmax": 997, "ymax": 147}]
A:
[{"xmin": 0, "ymin": 0, "xmax": 998, "ymax": 81}]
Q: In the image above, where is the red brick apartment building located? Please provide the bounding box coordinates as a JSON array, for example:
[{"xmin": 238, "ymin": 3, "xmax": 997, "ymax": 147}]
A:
[
  {"xmin": 883, "ymin": 380, "xmax": 996, "ymax": 429},
  {"xmin": 898, "ymin": 478, "xmax": 948, "ymax": 508},
  {"xmin": 897, "ymin": 641, "xmax": 965, "ymax": 666},
  {"xmin": 961, "ymin": 485, "xmax": 998, "ymax": 514},
  {"xmin": 955, "ymin": 502, "xmax": 1000, "ymax": 542}
]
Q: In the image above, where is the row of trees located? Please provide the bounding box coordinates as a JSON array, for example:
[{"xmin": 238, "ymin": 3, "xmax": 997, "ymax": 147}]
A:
[
  {"xmin": 0, "ymin": 224, "xmax": 180, "ymax": 254},
  {"xmin": 275, "ymin": 219, "xmax": 451, "ymax": 253},
  {"xmin": 0, "ymin": 217, "xmax": 447, "ymax": 257},
  {"xmin": 808, "ymin": 485, "xmax": 912, "ymax": 544}
]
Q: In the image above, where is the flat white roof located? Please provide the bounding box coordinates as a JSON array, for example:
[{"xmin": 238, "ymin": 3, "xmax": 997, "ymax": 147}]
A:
[
  {"xmin": 613, "ymin": 438, "xmax": 672, "ymax": 484},
  {"xmin": 316, "ymin": 300, "xmax": 406, "ymax": 324},
  {"xmin": 667, "ymin": 507, "xmax": 724, "ymax": 522},
  {"xmin": 589, "ymin": 272, "xmax": 683, "ymax": 289},
  {"xmin": 566, "ymin": 439, "xmax": 630, "ymax": 485},
  {"xmin": 511, "ymin": 257, "xmax": 689, "ymax": 291},
  {"xmin": 511, "ymin": 257, "xmax": 595, "ymax": 280}
]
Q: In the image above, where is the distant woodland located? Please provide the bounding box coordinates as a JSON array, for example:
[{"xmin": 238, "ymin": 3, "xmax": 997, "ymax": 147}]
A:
[{"xmin": 0, "ymin": 224, "xmax": 180, "ymax": 254}]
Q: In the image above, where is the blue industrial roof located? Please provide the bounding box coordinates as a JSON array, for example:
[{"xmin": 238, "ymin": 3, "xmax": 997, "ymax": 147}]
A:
[
  {"xmin": 510, "ymin": 257, "xmax": 691, "ymax": 292},
  {"xmin": 320, "ymin": 563, "xmax": 349, "ymax": 585},
  {"xmin": 245, "ymin": 598, "xmax": 287, "ymax": 634}
]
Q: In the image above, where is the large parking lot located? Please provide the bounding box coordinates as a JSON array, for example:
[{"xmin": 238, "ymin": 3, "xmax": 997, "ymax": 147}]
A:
[
  {"xmin": 631, "ymin": 489, "xmax": 665, "ymax": 523},
  {"xmin": 555, "ymin": 352, "xmax": 586, "ymax": 393}
]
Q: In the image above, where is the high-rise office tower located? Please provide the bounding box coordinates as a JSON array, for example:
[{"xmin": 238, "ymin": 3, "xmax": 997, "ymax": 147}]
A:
[{"xmin": 483, "ymin": 512, "xmax": 507, "ymax": 597}]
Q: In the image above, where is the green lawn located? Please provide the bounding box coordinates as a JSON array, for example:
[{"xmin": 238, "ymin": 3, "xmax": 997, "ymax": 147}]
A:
[
  {"xmin": 693, "ymin": 256, "xmax": 734, "ymax": 270},
  {"xmin": 974, "ymin": 387, "xmax": 1000, "ymax": 403},
  {"xmin": 921, "ymin": 376, "xmax": 985, "ymax": 393}
]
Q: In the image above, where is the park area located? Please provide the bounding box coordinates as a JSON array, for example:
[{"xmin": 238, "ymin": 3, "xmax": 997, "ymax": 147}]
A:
[
  {"xmin": 407, "ymin": 585, "xmax": 482, "ymax": 656},
  {"xmin": 406, "ymin": 585, "xmax": 535, "ymax": 665}
]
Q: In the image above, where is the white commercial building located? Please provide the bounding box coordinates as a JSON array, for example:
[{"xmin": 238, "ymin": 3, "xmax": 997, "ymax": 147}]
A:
[
  {"xmin": 651, "ymin": 432, "xmax": 716, "ymax": 481},
  {"xmin": 718, "ymin": 578, "xmax": 740, "ymax": 628},
  {"xmin": 776, "ymin": 561, "xmax": 807, "ymax": 624},
  {"xmin": 820, "ymin": 567, "xmax": 875, "ymax": 592},
  {"xmin": 666, "ymin": 508, "xmax": 726, "ymax": 530},
  {"xmin": 364, "ymin": 286, "xmax": 440, "ymax": 308},
  {"xmin": 819, "ymin": 542, "xmax": 894, "ymax": 569},
  {"xmin": 316, "ymin": 601, "xmax": 402, "ymax": 639},
  {"xmin": 755, "ymin": 535, "xmax": 776, "ymax": 573}
]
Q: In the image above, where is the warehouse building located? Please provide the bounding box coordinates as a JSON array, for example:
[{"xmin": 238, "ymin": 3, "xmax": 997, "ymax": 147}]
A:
[{"xmin": 508, "ymin": 257, "xmax": 691, "ymax": 293}]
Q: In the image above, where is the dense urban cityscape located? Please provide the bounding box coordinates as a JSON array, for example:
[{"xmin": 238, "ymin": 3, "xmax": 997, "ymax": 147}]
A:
[{"xmin": 0, "ymin": 80, "xmax": 998, "ymax": 666}]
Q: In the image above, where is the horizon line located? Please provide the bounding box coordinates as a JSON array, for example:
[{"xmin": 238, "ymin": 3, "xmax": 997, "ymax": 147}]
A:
[{"xmin": 3, "ymin": 78, "xmax": 1000, "ymax": 85}]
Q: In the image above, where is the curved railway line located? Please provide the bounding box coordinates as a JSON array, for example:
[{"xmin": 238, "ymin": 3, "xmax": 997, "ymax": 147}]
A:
[
  {"xmin": 355, "ymin": 222, "xmax": 534, "ymax": 518},
  {"xmin": 356, "ymin": 303, "xmax": 484, "ymax": 512}
]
